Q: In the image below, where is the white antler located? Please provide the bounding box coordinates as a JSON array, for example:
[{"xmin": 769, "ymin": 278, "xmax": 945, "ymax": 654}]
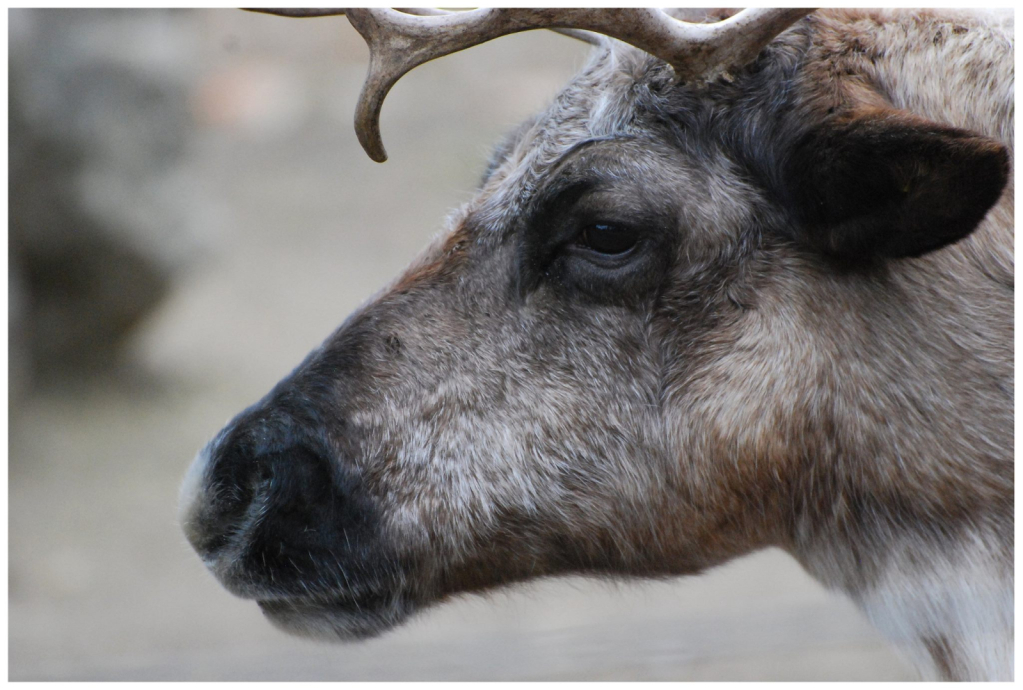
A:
[{"xmin": 247, "ymin": 8, "xmax": 814, "ymax": 162}]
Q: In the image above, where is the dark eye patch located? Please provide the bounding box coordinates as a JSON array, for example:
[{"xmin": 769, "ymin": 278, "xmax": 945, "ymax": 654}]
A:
[
  {"xmin": 517, "ymin": 185, "xmax": 674, "ymax": 304},
  {"xmin": 511, "ymin": 139, "xmax": 679, "ymax": 305}
]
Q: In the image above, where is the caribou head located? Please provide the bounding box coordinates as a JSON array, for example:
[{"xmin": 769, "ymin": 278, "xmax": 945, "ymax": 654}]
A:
[{"xmin": 179, "ymin": 9, "xmax": 1012, "ymax": 679}]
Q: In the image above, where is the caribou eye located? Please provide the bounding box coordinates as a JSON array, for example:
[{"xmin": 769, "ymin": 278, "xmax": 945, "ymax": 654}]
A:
[{"xmin": 575, "ymin": 223, "xmax": 638, "ymax": 255}]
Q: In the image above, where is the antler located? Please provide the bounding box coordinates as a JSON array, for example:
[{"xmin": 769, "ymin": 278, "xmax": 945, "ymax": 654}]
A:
[{"xmin": 248, "ymin": 8, "xmax": 814, "ymax": 162}]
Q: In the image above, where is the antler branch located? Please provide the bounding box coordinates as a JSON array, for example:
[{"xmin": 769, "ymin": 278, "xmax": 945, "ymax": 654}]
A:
[{"xmin": 247, "ymin": 8, "xmax": 814, "ymax": 162}]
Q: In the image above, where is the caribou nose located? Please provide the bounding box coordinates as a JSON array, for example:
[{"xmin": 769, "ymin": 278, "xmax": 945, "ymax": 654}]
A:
[
  {"xmin": 179, "ymin": 436, "xmax": 263, "ymax": 559},
  {"xmin": 179, "ymin": 443, "xmax": 217, "ymax": 555},
  {"xmin": 179, "ymin": 413, "xmax": 335, "ymax": 562}
]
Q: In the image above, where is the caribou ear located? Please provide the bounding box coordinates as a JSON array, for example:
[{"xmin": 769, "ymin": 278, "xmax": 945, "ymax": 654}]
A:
[{"xmin": 782, "ymin": 109, "xmax": 1009, "ymax": 261}]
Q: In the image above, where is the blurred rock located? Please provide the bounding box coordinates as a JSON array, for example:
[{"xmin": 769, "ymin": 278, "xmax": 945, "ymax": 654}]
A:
[{"xmin": 9, "ymin": 9, "xmax": 209, "ymax": 387}]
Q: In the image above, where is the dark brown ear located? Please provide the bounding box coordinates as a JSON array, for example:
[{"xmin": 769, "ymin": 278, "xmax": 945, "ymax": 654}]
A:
[{"xmin": 782, "ymin": 109, "xmax": 1009, "ymax": 261}]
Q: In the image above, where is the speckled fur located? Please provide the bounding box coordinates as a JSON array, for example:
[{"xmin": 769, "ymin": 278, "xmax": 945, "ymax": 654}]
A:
[{"xmin": 181, "ymin": 9, "xmax": 1013, "ymax": 680}]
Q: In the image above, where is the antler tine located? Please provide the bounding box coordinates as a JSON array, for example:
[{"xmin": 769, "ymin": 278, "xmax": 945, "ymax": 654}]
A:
[
  {"xmin": 345, "ymin": 9, "xmax": 526, "ymax": 162},
  {"xmin": 660, "ymin": 8, "xmax": 815, "ymax": 82},
  {"xmin": 245, "ymin": 8, "xmax": 602, "ymax": 43},
  {"xmin": 247, "ymin": 8, "xmax": 813, "ymax": 162}
]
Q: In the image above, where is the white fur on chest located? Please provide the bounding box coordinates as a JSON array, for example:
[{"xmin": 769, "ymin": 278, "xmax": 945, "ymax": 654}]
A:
[{"xmin": 854, "ymin": 535, "xmax": 1013, "ymax": 681}]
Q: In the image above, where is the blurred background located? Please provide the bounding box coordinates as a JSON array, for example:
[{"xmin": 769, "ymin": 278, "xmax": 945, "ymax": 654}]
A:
[{"xmin": 8, "ymin": 9, "xmax": 917, "ymax": 681}]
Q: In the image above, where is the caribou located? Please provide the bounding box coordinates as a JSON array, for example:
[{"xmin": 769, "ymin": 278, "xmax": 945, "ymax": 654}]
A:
[{"xmin": 179, "ymin": 8, "xmax": 1013, "ymax": 680}]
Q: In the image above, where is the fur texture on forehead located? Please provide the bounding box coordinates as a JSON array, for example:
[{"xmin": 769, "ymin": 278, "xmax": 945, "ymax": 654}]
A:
[
  {"xmin": 474, "ymin": 43, "xmax": 676, "ymax": 229},
  {"xmin": 466, "ymin": 25, "xmax": 813, "ymax": 246}
]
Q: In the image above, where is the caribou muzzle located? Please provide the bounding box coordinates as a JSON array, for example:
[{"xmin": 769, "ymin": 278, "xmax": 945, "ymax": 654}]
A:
[{"xmin": 179, "ymin": 393, "xmax": 412, "ymax": 639}]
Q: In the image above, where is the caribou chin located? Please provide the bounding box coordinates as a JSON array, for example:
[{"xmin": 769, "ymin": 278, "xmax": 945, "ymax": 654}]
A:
[{"xmin": 257, "ymin": 592, "xmax": 415, "ymax": 641}]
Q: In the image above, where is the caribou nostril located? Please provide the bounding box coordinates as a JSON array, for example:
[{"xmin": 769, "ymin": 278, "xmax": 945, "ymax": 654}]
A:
[
  {"xmin": 182, "ymin": 424, "xmax": 337, "ymax": 562},
  {"xmin": 181, "ymin": 434, "xmax": 267, "ymax": 558}
]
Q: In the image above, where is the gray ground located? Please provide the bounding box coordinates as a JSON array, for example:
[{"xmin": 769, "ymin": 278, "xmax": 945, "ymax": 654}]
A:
[{"xmin": 8, "ymin": 10, "xmax": 918, "ymax": 681}]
